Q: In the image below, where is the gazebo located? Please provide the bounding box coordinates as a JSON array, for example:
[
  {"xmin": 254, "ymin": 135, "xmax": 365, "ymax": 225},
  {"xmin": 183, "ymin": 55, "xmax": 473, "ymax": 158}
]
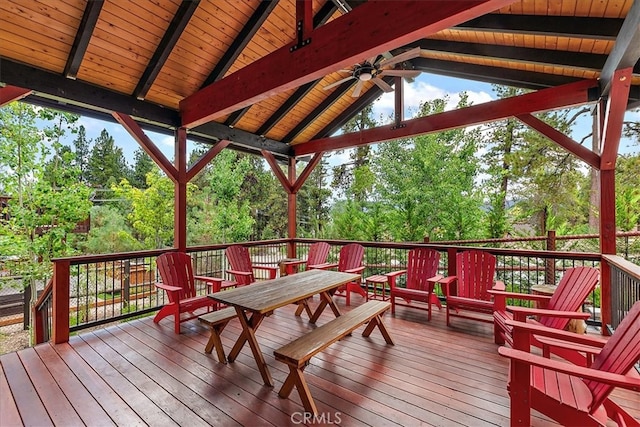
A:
[{"xmin": 1, "ymin": 1, "xmax": 639, "ymax": 425}]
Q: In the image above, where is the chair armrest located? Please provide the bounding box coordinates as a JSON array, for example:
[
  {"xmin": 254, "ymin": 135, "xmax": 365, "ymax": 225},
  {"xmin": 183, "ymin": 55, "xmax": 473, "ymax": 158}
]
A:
[
  {"xmin": 282, "ymin": 259, "xmax": 306, "ymax": 267},
  {"xmin": 345, "ymin": 266, "xmax": 365, "ymax": 275},
  {"xmin": 505, "ymin": 318, "xmax": 603, "ymax": 347},
  {"xmin": 488, "ymin": 290, "xmax": 552, "ymax": 303},
  {"xmin": 312, "ymin": 262, "xmax": 339, "ymax": 270},
  {"xmin": 253, "ymin": 265, "xmax": 278, "ymax": 279},
  {"xmin": 507, "ymin": 305, "xmax": 591, "ymax": 322},
  {"xmin": 498, "ymin": 347, "xmax": 640, "ymax": 390},
  {"xmin": 385, "ymin": 270, "xmax": 407, "ymax": 289},
  {"xmin": 227, "ymin": 269, "xmax": 253, "ymax": 277},
  {"xmin": 155, "ymin": 282, "xmax": 182, "ymax": 293},
  {"xmin": 430, "ymin": 275, "xmax": 457, "ymax": 296}
]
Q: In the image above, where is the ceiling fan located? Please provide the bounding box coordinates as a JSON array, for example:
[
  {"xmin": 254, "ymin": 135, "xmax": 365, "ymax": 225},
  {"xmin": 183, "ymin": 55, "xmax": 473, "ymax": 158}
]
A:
[{"xmin": 323, "ymin": 47, "xmax": 422, "ymax": 97}]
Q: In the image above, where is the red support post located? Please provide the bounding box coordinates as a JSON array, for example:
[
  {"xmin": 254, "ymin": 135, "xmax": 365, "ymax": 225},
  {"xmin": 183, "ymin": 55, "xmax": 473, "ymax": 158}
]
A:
[
  {"xmin": 52, "ymin": 260, "xmax": 70, "ymax": 344},
  {"xmin": 175, "ymin": 128, "xmax": 188, "ymax": 252},
  {"xmin": 599, "ymin": 169, "xmax": 616, "ymax": 331},
  {"xmin": 288, "ymin": 158, "xmax": 297, "ymax": 259}
]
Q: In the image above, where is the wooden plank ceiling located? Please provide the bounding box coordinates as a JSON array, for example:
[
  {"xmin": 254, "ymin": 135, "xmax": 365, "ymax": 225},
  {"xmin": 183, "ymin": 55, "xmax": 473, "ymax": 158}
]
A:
[{"xmin": 0, "ymin": 0, "xmax": 638, "ymax": 159}]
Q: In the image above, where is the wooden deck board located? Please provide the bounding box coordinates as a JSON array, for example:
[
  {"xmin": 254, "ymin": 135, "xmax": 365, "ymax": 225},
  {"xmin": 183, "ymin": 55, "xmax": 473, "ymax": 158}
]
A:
[{"xmin": 1, "ymin": 300, "xmax": 638, "ymax": 426}]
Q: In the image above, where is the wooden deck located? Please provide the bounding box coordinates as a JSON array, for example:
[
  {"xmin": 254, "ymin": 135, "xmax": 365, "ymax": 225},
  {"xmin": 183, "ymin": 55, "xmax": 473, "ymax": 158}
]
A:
[{"xmin": 1, "ymin": 298, "xmax": 638, "ymax": 426}]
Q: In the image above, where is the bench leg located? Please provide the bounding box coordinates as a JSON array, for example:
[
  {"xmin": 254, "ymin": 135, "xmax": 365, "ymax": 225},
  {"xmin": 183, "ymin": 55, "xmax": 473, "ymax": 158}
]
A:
[
  {"xmin": 279, "ymin": 365, "xmax": 318, "ymax": 415},
  {"xmin": 204, "ymin": 322, "xmax": 228, "ymax": 364},
  {"xmin": 362, "ymin": 314, "xmax": 394, "ymax": 345}
]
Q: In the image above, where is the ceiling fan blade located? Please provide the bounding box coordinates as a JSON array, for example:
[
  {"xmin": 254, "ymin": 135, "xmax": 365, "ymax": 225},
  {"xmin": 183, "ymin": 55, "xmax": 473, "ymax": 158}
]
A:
[
  {"xmin": 372, "ymin": 78, "xmax": 393, "ymax": 92},
  {"xmin": 352, "ymin": 80, "xmax": 365, "ymax": 97},
  {"xmin": 378, "ymin": 46, "xmax": 421, "ymax": 68},
  {"xmin": 378, "ymin": 69, "xmax": 421, "ymax": 78},
  {"xmin": 324, "ymin": 76, "xmax": 355, "ymax": 90}
]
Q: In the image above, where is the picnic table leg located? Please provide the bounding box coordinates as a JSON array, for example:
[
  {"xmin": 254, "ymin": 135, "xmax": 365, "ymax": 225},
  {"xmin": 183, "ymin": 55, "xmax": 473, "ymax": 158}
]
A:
[
  {"xmin": 362, "ymin": 314, "xmax": 395, "ymax": 345},
  {"xmin": 309, "ymin": 291, "xmax": 342, "ymax": 324},
  {"xmin": 227, "ymin": 309, "xmax": 273, "ymax": 386},
  {"xmin": 294, "ymin": 298, "xmax": 313, "ymax": 317}
]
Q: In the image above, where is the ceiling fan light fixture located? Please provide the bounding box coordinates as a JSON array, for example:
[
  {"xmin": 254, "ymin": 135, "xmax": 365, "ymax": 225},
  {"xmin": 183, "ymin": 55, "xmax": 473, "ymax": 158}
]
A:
[
  {"xmin": 355, "ymin": 63, "xmax": 376, "ymax": 81},
  {"xmin": 358, "ymin": 71, "xmax": 372, "ymax": 81}
]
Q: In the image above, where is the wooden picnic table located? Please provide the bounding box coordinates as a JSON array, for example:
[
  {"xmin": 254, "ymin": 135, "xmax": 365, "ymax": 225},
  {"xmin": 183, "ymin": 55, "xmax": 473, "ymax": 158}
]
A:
[{"xmin": 209, "ymin": 269, "xmax": 360, "ymax": 386}]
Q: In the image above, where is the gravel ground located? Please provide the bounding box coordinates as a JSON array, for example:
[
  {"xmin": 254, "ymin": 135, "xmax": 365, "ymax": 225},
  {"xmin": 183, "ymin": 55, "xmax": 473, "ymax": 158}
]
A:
[{"xmin": 0, "ymin": 323, "xmax": 30, "ymax": 355}]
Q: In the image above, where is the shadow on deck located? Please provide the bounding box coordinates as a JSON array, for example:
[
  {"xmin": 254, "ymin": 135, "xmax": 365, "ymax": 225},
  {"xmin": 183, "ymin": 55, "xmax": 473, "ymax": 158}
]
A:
[{"xmin": 1, "ymin": 297, "xmax": 638, "ymax": 426}]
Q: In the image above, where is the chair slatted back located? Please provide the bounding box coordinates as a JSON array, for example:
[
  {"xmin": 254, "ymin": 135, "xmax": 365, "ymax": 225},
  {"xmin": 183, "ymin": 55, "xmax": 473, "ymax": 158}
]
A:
[
  {"xmin": 455, "ymin": 250, "xmax": 496, "ymax": 301},
  {"xmin": 540, "ymin": 267, "xmax": 599, "ymax": 330},
  {"xmin": 157, "ymin": 252, "xmax": 196, "ymax": 302},
  {"xmin": 587, "ymin": 300, "xmax": 640, "ymax": 410},
  {"xmin": 337, "ymin": 243, "xmax": 364, "ymax": 272},
  {"xmin": 406, "ymin": 248, "xmax": 440, "ymax": 292},
  {"xmin": 225, "ymin": 245, "xmax": 255, "ymax": 285},
  {"xmin": 307, "ymin": 242, "xmax": 331, "ymax": 267}
]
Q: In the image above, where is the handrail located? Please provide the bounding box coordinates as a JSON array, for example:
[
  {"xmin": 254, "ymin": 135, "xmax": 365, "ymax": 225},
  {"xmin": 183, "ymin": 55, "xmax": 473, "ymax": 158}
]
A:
[
  {"xmin": 33, "ymin": 277, "xmax": 53, "ymax": 344},
  {"xmin": 602, "ymin": 254, "xmax": 640, "ymax": 277}
]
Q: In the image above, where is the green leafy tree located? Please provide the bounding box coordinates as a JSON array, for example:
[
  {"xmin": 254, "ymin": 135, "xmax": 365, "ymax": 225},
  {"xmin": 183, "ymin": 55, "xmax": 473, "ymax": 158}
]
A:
[
  {"xmin": 331, "ymin": 105, "xmax": 378, "ymax": 202},
  {"xmin": 297, "ymin": 158, "xmax": 332, "ymax": 238},
  {"xmin": 83, "ymin": 206, "xmax": 140, "ymax": 254},
  {"xmin": 0, "ymin": 103, "xmax": 91, "ymax": 286},
  {"xmin": 73, "ymin": 125, "xmax": 92, "ymax": 183},
  {"xmin": 129, "ymin": 148, "xmax": 157, "ymax": 189},
  {"xmin": 188, "ymin": 150, "xmax": 254, "ymax": 244},
  {"xmin": 112, "ymin": 170, "xmax": 178, "ymax": 248},
  {"xmin": 375, "ymin": 95, "xmax": 485, "ymax": 241},
  {"xmin": 87, "ymin": 129, "xmax": 129, "ymax": 188},
  {"xmin": 615, "ymin": 155, "xmax": 640, "ymax": 231}
]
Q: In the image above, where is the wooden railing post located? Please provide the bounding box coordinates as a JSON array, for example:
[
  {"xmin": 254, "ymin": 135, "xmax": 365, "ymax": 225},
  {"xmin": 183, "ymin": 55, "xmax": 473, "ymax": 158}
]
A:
[{"xmin": 52, "ymin": 259, "xmax": 70, "ymax": 344}]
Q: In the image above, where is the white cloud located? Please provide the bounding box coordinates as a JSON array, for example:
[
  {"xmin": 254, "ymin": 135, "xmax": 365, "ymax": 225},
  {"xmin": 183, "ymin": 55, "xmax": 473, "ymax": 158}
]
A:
[{"xmin": 371, "ymin": 79, "xmax": 494, "ymax": 123}]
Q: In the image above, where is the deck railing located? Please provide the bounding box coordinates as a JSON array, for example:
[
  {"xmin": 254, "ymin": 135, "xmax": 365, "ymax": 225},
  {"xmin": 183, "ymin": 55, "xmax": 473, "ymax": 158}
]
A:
[
  {"xmin": 36, "ymin": 238, "xmax": 639, "ymax": 344},
  {"xmin": 602, "ymin": 254, "xmax": 640, "ymax": 331}
]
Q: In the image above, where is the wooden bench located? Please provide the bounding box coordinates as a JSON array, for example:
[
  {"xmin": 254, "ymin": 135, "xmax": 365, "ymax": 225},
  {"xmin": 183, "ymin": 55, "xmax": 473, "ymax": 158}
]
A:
[
  {"xmin": 274, "ymin": 300, "xmax": 394, "ymax": 414},
  {"xmin": 198, "ymin": 307, "xmax": 238, "ymax": 363}
]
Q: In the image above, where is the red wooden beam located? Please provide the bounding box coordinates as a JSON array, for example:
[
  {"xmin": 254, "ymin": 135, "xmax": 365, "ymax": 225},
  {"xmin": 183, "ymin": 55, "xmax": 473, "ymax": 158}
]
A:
[
  {"xmin": 175, "ymin": 128, "xmax": 188, "ymax": 252},
  {"xmin": 112, "ymin": 112, "xmax": 178, "ymax": 181},
  {"xmin": 0, "ymin": 85, "xmax": 32, "ymax": 106},
  {"xmin": 288, "ymin": 158, "xmax": 297, "ymax": 246},
  {"xmin": 600, "ymin": 67, "xmax": 633, "ymax": 170},
  {"xmin": 180, "ymin": 0, "xmax": 514, "ymax": 128},
  {"xmin": 516, "ymin": 114, "xmax": 601, "ymax": 170},
  {"xmin": 296, "ymin": 0, "xmax": 313, "ymax": 43},
  {"xmin": 186, "ymin": 139, "xmax": 230, "ymax": 182},
  {"xmin": 295, "ymin": 79, "xmax": 598, "ymax": 156},
  {"xmin": 292, "ymin": 152, "xmax": 324, "ymax": 193},
  {"xmin": 262, "ymin": 150, "xmax": 293, "ymax": 193}
]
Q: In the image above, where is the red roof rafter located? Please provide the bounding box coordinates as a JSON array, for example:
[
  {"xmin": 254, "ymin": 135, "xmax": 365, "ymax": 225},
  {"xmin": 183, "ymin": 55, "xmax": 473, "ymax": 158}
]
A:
[
  {"xmin": 295, "ymin": 79, "xmax": 598, "ymax": 156},
  {"xmin": 516, "ymin": 114, "xmax": 601, "ymax": 170},
  {"xmin": 180, "ymin": 0, "xmax": 515, "ymax": 128}
]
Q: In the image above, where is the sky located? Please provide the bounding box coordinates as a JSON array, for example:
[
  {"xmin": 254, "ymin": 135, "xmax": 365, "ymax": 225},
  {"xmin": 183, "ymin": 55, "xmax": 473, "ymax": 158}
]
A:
[{"xmin": 67, "ymin": 72, "xmax": 639, "ymax": 167}]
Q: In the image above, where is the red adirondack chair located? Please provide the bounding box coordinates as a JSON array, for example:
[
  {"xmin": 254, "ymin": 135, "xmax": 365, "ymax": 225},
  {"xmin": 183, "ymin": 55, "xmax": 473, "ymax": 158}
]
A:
[
  {"xmin": 316, "ymin": 243, "xmax": 365, "ymax": 306},
  {"xmin": 498, "ymin": 300, "xmax": 640, "ymax": 427},
  {"xmin": 281, "ymin": 242, "xmax": 331, "ymax": 275},
  {"xmin": 491, "ymin": 266, "xmax": 599, "ymax": 366},
  {"xmin": 387, "ymin": 248, "xmax": 443, "ymax": 320},
  {"xmin": 429, "ymin": 250, "xmax": 505, "ymax": 326},
  {"xmin": 154, "ymin": 252, "xmax": 235, "ymax": 334},
  {"xmin": 225, "ymin": 245, "xmax": 278, "ymax": 286}
]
